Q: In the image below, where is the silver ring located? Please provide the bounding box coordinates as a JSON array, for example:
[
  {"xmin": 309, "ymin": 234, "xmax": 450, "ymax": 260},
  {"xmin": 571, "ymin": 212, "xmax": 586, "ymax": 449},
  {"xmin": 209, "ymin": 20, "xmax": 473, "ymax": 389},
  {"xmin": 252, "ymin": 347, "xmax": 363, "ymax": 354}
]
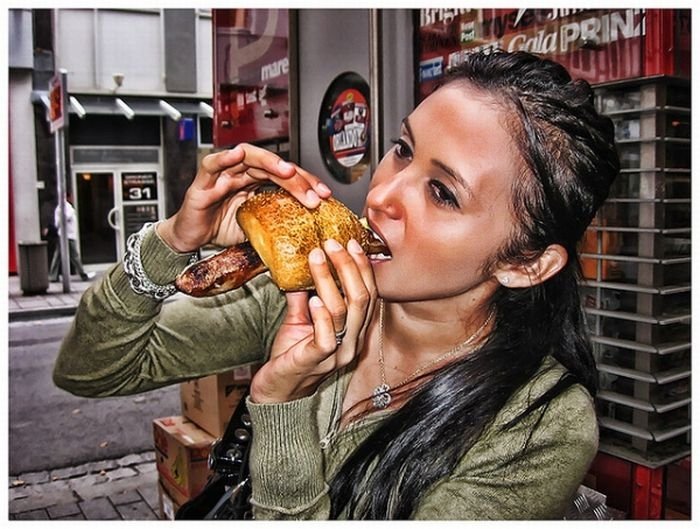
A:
[{"xmin": 334, "ymin": 325, "xmax": 347, "ymax": 346}]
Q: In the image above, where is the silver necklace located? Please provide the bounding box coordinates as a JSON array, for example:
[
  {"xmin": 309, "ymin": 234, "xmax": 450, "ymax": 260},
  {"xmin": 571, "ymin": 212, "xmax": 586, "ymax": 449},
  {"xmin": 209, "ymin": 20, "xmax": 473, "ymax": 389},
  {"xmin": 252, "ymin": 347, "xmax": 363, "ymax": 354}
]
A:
[{"xmin": 371, "ymin": 300, "xmax": 494, "ymax": 409}]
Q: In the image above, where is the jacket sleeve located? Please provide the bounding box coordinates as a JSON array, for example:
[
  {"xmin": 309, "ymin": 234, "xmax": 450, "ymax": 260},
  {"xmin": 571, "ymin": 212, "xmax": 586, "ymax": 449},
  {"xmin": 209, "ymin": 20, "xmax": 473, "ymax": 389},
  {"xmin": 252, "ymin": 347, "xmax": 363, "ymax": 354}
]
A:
[
  {"xmin": 413, "ymin": 383, "xmax": 599, "ymax": 520},
  {"xmin": 246, "ymin": 395, "xmax": 331, "ymax": 519},
  {"xmin": 53, "ymin": 224, "xmax": 287, "ymax": 397}
]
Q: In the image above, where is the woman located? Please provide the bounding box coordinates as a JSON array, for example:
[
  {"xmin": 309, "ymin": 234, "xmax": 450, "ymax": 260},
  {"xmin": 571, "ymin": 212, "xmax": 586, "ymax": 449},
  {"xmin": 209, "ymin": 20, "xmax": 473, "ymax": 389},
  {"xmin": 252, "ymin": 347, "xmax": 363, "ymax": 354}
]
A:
[{"xmin": 54, "ymin": 51, "xmax": 619, "ymax": 519}]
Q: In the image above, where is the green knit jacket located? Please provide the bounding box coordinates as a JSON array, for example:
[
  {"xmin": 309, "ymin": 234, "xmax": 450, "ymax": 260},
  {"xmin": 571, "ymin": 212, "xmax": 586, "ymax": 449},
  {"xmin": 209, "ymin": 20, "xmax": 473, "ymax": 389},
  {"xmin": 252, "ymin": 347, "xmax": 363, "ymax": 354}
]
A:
[{"xmin": 53, "ymin": 225, "xmax": 599, "ymax": 520}]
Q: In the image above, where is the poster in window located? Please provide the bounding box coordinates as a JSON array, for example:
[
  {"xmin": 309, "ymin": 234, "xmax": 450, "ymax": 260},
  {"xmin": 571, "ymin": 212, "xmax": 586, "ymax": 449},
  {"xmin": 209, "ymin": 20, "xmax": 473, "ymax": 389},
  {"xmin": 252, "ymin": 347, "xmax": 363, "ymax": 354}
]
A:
[
  {"xmin": 317, "ymin": 72, "xmax": 371, "ymax": 184},
  {"xmin": 213, "ymin": 9, "xmax": 289, "ymax": 147}
]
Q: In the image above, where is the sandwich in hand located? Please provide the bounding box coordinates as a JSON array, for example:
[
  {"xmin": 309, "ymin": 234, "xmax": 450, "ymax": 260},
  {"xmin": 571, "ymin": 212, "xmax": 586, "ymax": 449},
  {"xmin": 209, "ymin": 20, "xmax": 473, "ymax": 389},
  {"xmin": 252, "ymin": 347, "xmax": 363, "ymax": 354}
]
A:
[{"xmin": 175, "ymin": 188, "xmax": 389, "ymax": 297}]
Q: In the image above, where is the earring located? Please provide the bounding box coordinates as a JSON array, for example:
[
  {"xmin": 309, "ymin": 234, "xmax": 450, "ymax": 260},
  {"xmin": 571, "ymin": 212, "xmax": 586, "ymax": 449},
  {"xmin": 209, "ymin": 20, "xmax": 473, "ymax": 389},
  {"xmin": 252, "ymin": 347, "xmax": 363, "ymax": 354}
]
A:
[{"xmin": 500, "ymin": 276, "xmax": 510, "ymax": 285}]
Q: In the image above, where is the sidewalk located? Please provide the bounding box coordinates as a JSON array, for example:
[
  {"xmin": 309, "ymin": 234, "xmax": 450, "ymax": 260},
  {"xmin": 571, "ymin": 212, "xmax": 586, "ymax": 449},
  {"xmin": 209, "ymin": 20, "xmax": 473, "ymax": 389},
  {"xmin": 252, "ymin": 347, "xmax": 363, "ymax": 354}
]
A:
[
  {"xmin": 8, "ymin": 269, "xmax": 164, "ymax": 520},
  {"xmin": 8, "ymin": 272, "xmax": 97, "ymax": 322}
]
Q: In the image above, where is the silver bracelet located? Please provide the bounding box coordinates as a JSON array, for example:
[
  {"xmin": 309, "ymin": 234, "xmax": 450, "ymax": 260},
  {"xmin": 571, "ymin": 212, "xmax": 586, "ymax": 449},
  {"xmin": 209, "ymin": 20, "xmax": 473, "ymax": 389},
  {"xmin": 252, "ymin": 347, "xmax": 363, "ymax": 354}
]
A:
[{"xmin": 123, "ymin": 222, "xmax": 198, "ymax": 301}]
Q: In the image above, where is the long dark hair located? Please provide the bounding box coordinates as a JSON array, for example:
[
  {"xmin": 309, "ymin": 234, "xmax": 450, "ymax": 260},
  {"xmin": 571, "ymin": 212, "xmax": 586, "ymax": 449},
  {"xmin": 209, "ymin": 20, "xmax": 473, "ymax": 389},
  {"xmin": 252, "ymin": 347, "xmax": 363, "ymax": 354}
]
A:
[{"xmin": 328, "ymin": 51, "xmax": 620, "ymax": 519}]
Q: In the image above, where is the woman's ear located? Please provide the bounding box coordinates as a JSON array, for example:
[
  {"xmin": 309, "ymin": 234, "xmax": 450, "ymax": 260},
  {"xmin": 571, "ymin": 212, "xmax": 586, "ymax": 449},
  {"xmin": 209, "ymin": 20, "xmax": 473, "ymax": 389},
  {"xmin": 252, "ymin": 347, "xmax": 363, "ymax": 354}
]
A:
[{"xmin": 494, "ymin": 244, "xmax": 568, "ymax": 288}]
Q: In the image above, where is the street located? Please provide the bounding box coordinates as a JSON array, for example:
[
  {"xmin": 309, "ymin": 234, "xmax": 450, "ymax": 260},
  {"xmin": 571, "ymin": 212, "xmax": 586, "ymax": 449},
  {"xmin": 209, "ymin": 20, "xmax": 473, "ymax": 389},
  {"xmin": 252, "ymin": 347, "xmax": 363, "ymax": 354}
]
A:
[{"xmin": 9, "ymin": 316, "xmax": 180, "ymax": 475}]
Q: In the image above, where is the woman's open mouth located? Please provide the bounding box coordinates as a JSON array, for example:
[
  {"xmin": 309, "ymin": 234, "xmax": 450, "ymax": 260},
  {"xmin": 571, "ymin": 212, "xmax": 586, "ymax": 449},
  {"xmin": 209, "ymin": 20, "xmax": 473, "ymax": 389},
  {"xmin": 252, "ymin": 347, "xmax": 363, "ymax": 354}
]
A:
[{"xmin": 362, "ymin": 219, "xmax": 392, "ymax": 262}]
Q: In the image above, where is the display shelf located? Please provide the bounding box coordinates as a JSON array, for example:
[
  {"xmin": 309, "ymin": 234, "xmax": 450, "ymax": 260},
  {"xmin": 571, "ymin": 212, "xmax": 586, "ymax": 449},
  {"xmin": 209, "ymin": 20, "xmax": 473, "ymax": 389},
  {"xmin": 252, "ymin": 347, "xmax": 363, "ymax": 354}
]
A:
[
  {"xmin": 588, "ymin": 76, "xmax": 691, "ymax": 467},
  {"xmin": 591, "ymin": 335, "xmax": 690, "ymax": 356}
]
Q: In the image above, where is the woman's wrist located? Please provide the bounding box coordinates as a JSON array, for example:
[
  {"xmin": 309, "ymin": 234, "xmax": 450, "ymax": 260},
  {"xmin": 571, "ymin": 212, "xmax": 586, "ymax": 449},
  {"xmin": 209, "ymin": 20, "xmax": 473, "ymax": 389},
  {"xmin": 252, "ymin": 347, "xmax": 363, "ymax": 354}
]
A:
[
  {"xmin": 123, "ymin": 222, "xmax": 198, "ymax": 301},
  {"xmin": 156, "ymin": 217, "xmax": 200, "ymax": 254}
]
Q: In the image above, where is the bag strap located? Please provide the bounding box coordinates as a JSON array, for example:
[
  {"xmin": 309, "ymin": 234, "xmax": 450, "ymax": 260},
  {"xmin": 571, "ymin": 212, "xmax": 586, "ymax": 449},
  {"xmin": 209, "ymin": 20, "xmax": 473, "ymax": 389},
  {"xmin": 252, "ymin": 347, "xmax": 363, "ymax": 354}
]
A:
[
  {"xmin": 175, "ymin": 388, "xmax": 254, "ymax": 520},
  {"xmin": 208, "ymin": 388, "xmax": 252, "ymax": 478}
]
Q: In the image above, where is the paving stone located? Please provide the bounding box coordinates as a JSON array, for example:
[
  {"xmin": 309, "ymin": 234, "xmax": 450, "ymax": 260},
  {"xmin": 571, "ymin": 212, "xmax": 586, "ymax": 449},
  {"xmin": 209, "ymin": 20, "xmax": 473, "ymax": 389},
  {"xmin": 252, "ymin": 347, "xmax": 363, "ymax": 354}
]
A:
[
  {"xmin": 57, "ymin": 294, "xmax": 76, "ymax": 304},
  {"xmin": 16, "ymin": 298, "xmax": 45, "ymax": 309},
  {"xmin": 110, "ymin": 488, "xmax": 142, "ymax": 505},
  {"xmin": 117, "ymin": 452, "xmax": 154, "ymax": 467},
  {"xmin": 46, "ymin": 297, "xmax": 67, "ymax": 307},
  {"xmin": 54, "ymin": 512, "xmax": 87, "ymax": 520},
  {"xmin": 47, "ymin": 501, "xmax": 82, "ymax": 519},
  {"xmin": 107, "ymin": 466, "xmax": 138, "ymax": 481},
  {"xmin": 9, "ymin": 486, "xmax": 31, "ymax": 501},
  {"xmin": 50, "ymin": 464, "xmax": 90, "ymax": 480},
  {"xmin": 15, "ymin": 509, "xmax": 50, "ymax": 520},
  {"xmin": 86, "ymin": 459, "xmax": 120, "ymax": 473},
  {"xmin": 79, "ymin": 497, "xmax": 120, "ymax": 520},
  {"xmin": 66, "ymin": 471, "xmax": 110, "ymax": 494},
  {"xmin": 9, "ymin": 481, "xmax": 76, "ymax": 514},
  {"xmin": 71, "ymin": 469, "xmax": 157, "ymax": 501},
  {"xmin": 134, "ymin": 461, "xmax": 157, "ymax": 476},
  {"xmin": 116, "ymin": 500, "xmax": 158, "ymax": 520},
  {"xmin": 137, "ymin": 484, "xmax": 160, "ymax": 512},
  {"xmin": 17, "ymin": 470, "xmax": 51, "ymax": 485}
]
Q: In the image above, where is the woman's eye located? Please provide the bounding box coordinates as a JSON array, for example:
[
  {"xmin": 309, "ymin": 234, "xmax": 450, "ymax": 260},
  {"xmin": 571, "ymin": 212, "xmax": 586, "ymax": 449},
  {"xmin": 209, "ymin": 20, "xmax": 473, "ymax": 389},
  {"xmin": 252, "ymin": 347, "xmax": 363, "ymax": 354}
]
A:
[
  {"xmin": 429, "ymin": 180, "xmax": 459, "ymax": 209},
  {"xmin": 390, "ymin": 138, "xmax": 412, "ymax": 160}
]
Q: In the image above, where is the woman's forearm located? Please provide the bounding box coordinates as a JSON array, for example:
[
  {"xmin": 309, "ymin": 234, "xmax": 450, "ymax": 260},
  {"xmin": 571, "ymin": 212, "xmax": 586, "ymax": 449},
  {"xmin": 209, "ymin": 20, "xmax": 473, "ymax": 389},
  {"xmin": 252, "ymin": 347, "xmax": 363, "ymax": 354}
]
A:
[{"xmin": 53, "ymin": 225, "xmax": 287, "ymax": 397}]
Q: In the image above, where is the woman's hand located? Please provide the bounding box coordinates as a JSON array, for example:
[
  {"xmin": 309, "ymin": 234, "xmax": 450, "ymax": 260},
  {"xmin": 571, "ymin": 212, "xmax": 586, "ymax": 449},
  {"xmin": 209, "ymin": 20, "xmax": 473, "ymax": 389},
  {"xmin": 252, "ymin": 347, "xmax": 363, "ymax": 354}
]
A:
[
  {"xmin": 250, "ymin": 238, "xmax": 377, "ymax": 404},
  {"xmin": 157, "ymin": 144, "xmax": 331, "ymax": 253}
]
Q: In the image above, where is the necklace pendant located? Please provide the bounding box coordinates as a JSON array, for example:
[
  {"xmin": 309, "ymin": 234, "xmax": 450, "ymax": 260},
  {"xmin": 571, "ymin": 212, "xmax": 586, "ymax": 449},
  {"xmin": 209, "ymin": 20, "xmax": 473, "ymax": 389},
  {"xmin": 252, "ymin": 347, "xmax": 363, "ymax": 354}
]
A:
[{"xmin": 372, "ymin": 383, "xmax": 392, "ymax": 409}]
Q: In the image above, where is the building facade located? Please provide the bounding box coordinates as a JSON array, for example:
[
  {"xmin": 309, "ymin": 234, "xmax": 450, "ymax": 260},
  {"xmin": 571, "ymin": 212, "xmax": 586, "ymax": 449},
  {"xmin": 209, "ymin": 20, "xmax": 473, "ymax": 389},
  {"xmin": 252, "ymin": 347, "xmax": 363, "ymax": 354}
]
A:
[{"xmin": 9, "ymin": 8, "xmax": 214, "ymax": 269}]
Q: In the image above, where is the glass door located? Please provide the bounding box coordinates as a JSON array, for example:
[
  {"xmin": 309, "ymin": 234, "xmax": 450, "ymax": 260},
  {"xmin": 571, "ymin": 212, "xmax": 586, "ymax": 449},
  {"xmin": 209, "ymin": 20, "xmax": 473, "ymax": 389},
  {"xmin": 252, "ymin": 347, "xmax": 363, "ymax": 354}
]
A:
[
  {"xmin": 72, "ymin": 163, "xmax": 164, "ymax": 265},
  {"xmin": 75, "ymin": 171, "xmax": 117, "ymax": 264},
  {"xmin": 118, "ymin": 170, "xmax": 161, "ymax": 257}
]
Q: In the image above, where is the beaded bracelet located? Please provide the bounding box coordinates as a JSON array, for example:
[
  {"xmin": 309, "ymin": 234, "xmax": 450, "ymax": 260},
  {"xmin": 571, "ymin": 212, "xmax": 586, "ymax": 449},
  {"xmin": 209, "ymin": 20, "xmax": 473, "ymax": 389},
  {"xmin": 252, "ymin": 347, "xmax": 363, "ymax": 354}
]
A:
[{"xmin": 123, "ymin": 222, "xmax": 198, "ymax": 301}]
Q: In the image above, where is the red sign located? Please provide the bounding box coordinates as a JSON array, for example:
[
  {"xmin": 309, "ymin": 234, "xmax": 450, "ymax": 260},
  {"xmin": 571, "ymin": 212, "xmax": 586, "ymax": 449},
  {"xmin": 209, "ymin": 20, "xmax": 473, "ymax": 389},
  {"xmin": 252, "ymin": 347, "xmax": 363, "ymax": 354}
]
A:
[
  {"xmin": 48, "ymin": 73, "xmax": 65, "ymax": 133},
  {"xmin": 213, "ymin": 9, "xmax": 289, "ymax": 147},
  {"xmin": 327, "ymin": 89, "xmax": 369, "ymax": 168},
  {"xmin": 416, "ymin": 8, "xmax": 690, "ymax": 100}
]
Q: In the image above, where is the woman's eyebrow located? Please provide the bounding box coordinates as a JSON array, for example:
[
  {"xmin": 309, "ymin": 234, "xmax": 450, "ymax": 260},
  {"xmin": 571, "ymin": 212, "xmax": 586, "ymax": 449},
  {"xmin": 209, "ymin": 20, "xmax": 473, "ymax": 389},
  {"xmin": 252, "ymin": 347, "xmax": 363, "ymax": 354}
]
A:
[
  {"xmin": 402, "ymin": 116, "xmax": 474, "ymax": 199},
  {"xmin": 401, "ymin": 117, "xmax": 414, "ymax": 143}
]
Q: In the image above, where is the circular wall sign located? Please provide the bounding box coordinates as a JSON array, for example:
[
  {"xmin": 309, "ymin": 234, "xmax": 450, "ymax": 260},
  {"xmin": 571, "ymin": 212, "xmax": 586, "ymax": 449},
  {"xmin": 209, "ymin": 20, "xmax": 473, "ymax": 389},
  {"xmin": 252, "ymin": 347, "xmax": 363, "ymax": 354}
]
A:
[{"xmin": 317, "ymin": 72, "xmax": 371, "ymax": 184}]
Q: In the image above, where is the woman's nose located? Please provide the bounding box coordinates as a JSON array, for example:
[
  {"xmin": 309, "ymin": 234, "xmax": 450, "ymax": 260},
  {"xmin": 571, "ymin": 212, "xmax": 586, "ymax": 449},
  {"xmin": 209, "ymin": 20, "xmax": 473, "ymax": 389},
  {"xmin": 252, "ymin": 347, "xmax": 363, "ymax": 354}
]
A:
[{"xmin": 365, "ymin": 171, "xmax": 404, "ymax": 220}]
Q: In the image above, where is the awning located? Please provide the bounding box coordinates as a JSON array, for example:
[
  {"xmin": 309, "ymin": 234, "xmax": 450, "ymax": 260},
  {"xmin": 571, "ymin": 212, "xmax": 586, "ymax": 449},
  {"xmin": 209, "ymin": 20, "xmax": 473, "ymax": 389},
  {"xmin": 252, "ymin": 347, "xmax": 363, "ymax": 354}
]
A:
[{"xmin": 32, "ymin": 91, "xmax": 213, "ymax": 121}]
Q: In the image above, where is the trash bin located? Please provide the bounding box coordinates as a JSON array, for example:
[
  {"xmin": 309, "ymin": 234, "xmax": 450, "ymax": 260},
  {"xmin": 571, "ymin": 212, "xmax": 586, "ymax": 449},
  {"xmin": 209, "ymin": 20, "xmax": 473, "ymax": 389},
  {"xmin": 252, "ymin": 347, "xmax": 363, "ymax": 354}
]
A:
[{"xmin": 17, "ymin": 241, "xmax": 49, "ymax": 295}]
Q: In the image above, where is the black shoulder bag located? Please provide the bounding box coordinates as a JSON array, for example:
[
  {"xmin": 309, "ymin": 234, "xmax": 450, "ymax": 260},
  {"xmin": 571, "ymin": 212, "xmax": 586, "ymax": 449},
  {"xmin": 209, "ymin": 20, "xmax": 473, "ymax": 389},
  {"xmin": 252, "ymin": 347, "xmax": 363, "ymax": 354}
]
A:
[{"xmin": 175, "ymin": 391, "xmax": 253, "ymax": 520}]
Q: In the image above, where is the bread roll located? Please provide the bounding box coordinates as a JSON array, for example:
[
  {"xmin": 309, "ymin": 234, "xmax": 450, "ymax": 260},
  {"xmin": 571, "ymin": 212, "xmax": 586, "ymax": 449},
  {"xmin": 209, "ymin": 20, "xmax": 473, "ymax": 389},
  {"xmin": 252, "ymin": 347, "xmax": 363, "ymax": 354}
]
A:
[
  {"xmin": 175, "ymin": 188, "xmax": 387, "ymax": 296},
  {"xmin": 237, "ymin": 188, "xmax": 381, "ymax": 290}
]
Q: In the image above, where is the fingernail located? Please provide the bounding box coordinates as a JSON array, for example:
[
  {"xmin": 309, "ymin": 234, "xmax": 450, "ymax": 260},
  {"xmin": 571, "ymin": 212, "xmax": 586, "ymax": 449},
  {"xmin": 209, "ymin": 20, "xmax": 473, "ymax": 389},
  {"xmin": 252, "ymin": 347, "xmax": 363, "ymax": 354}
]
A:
[
  {"xmin": 309, "ymin": 248, "xmax": 325, "ymax": 264},
  {"xmin": 309, "ymin": 296, "xmax": 323, "ymax": 308},
  {"xmin": 230, "ymin": 145, "xmax": 242, "ymax": 156},
  {"xmin": 347, "ymin": 239, "xmax": 363, "ymax": 254},
  {"xmin": 325, "ymin": 239, "xmax": 343, "ymax": 253},
  {"xmin": 306, "ymin": 189, "xmax": 321, "ymax": 206},
  {"xmin": 316, "ymin": 182, "xmax": 332, "ymax": 195},
  {"xmin": 278, "ymin": 159, "xmax": 294, "ymax": 172}
]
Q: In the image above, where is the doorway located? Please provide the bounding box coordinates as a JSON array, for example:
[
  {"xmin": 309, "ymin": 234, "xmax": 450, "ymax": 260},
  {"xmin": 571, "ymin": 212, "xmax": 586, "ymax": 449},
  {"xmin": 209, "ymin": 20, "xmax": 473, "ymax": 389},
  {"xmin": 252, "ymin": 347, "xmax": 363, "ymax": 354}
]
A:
[
  {"xmin": 71, "ymin": 157, "xmax": 164, "ymax": 266},
  {"xmin": 75, "ymin": 171, "xmax": 117, "ymax": 264}
]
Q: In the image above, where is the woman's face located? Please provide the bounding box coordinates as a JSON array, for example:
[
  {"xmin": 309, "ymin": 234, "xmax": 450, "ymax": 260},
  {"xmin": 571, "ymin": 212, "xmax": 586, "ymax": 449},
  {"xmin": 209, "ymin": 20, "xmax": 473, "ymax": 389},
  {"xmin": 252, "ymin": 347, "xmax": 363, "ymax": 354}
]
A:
[{"xmin": 363, "ymin": 84, "xmax": 522, "ymax": 304}]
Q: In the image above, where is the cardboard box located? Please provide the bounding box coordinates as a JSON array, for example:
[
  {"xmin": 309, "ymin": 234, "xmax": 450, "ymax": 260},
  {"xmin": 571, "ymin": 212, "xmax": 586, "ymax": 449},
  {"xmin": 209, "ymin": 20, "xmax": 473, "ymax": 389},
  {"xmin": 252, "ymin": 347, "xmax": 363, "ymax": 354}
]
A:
[
  {"xmin": 180, "ymin": 365, "xmax": 258, "ymax": 438},
  {"xmin": 157, "ymin": 479, "xmax": 186, "ymax": 520},
  {"xmin": 153, "ymin": 416, "xmax": 214, "ymax": 505}
]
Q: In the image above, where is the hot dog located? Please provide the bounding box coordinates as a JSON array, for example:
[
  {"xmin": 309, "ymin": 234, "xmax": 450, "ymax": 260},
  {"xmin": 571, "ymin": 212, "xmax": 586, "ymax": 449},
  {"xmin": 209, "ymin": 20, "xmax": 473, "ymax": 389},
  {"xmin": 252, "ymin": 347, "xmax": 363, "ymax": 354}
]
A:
[{"xmin": 175, "ymin": 189, "xmax": 388, "ymax": 297}]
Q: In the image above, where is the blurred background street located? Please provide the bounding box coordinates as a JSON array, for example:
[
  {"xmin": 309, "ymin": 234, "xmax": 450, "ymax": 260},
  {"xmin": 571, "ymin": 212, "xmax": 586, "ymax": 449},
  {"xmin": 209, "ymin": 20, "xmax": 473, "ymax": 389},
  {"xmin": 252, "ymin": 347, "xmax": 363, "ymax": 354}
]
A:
[
  {"xmin": 8, "ymin": 271, "xmax": 180, "ymax": 520},
  {"xmin": 9, "ymin": 315, "xmax": 179, "ymax": 474}
]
